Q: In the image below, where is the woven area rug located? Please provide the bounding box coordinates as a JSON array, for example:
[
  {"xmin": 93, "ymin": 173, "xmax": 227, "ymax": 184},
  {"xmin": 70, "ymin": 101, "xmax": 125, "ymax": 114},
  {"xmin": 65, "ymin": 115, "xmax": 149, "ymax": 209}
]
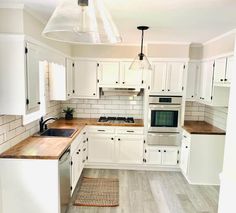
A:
[{"xmin": 74, "ymin": 177, "xmax": 119, "ymax": 207}]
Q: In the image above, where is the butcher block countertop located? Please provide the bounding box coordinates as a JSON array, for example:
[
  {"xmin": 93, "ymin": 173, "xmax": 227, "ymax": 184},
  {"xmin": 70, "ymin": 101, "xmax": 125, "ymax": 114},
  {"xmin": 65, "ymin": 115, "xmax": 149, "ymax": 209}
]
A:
[
  {"xmin": 183, "ymin": 121, "xmax": 226, "ymax": 135},
  {"xmin": 0, "ymin": 118, "xmax": 144, "ymax": 160}
]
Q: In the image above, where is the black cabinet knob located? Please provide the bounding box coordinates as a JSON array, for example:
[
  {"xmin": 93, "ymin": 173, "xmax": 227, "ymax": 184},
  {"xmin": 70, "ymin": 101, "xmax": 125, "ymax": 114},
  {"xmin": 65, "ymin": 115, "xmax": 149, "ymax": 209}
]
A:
[
  {"xmin": 185, "ymin": 146, "xmax": 188, "ymax": 149},
  {"xmin": 164, "ymin": 150, "xmax": 166, "ymax": 152},
  {"xmin": 220, "ymin": 79, "xmax": 223, "ymax": 81},
  {"xmin": 116, "ymin": 81, "xmax": 118, "ymax": 84},
  {"xmin": 118, "ymin": 138, "xmax": 121, "ymax": 141},
  {"xmin": 225, "ymin": 79, "xmax": 228, "ymax": 81},
  {"xmin": 93, "ymin": 93, "xmax": 96, "ymax": 96},
  {"xmin": 37, "ymin": 102, "xmax": 41, "ymax": 105},
  {"xmin": 122, "ymin": 82, "xmax": 125, "ymax": 84},
  {"xmin": 162, "ymin": 89, "xmax": 165, "ymax": 91},
  {"xmin": 168, "ymin": 89, "xmax": 170, "ymax": 91},
  {"xmin": 68, "ymin": 94, "xmax": 70, "ymax": 96},
  {"xmin": 111, "ymin": 138, "xmax": 114, "ymax": 140},
  {"xmin": 158, "ymin": 150, "xmax": 161, "ymax": 152}
]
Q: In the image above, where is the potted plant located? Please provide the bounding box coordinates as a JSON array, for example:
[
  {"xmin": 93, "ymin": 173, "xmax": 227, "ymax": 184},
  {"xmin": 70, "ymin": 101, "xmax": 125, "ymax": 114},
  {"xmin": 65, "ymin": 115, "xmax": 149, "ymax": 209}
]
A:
[{"xmin": 62, "ymin": 107, "xmax": 75, "ymax": 120}]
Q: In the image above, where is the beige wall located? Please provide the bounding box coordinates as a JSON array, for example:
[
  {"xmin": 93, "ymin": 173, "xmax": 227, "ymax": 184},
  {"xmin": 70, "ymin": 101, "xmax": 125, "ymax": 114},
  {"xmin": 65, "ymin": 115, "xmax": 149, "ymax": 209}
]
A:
[
  {"xmin": 147, "ymin": 43, "xmax": 190, "ymax": 58},
  {"xmin": 23, "ymin": 11, "xmax": 71, "ymax": 56},
  {"xmin": 72, "ymin": 44, "xmax": 141, "ymax": 58},
  {"xmin": 0, "ymin": 8, "xmax": 23, "ymax": 33},
  {"xmin": 203, "ymin": 33, "xmax": 235, "ymax": 58},
  {"xmin": 189, "ymin": 45, "xmax": 203, "ymax": 60}
]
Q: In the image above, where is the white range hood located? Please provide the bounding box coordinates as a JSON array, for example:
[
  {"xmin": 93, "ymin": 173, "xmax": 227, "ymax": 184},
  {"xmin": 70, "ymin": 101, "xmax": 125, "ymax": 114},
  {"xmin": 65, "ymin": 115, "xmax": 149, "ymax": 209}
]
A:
[{"xmin": 101, "ymin": 88, "xmax": 144, "ymax": 96}]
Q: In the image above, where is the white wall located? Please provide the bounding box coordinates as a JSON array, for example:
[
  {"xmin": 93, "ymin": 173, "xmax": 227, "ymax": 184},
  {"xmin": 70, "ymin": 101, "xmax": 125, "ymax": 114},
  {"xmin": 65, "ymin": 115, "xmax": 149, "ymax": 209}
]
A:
[{"xmin": 61, "ymin": 95, "xmax": 143, "ymax": 119}]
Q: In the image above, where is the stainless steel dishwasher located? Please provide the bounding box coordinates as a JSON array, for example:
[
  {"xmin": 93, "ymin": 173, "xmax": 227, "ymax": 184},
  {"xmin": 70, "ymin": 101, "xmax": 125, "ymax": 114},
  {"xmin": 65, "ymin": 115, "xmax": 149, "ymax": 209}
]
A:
[{"xmin": 59, "ymin": 147, "xmax": 71, "ymax": 213}]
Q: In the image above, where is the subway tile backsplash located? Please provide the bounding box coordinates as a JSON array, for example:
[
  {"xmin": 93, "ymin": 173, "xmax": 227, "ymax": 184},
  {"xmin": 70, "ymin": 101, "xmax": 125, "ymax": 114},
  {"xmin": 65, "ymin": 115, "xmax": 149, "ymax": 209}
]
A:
[
  {"xmin": 185, "ymin": 101, "xmax": 228, "ymax": 131},
  {"xmin": 61, "ymin": 95, "xmax": 144, "ymax": 119}
]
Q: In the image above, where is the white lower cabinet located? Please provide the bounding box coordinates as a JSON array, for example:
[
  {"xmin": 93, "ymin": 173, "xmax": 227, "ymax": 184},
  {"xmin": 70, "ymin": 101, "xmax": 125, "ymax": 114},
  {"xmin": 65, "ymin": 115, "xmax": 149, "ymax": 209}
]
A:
[
  {"xmin": 70, "ymin": 129, "xmax": 87, "ymax": 194},
  {"xmin": 116, "ymin": 135, "xmax": 143, "ymax": 164},
  {"xmin": 87, "ymin": 126, "xmax": 144, "ymax": 165},
  {"xmin": 146, "ymin": 146, "xmax": 179, "ymax": 166},
  {"xmin": 88, "ymin": 134, "xmax": 114, "ymax": 163},
  {"xmin": 180, "ymin": 129, "xmax": 225, "ymax": 185}
]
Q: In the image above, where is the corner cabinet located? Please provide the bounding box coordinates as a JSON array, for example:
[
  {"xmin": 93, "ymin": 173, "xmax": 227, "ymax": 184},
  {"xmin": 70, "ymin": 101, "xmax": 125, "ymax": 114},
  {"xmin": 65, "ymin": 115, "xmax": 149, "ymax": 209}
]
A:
[
  {"xmin": 0, "ymin": 35, "xmax": 41, "ymax": 116},
  {"xmin": 98, "ymin": 61, "xmax": 145, "ymax": 88},
  {"xmin": 150, "ymin": 61, "xmax": 186, "ymax": 95}
]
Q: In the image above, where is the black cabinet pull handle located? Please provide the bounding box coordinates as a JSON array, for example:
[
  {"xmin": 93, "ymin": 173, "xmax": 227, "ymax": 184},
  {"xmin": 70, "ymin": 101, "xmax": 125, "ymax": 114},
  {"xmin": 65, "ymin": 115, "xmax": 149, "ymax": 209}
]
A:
[
  {"xmin": 183, "ymin": 135, "xmax": 187, "ymax": 138},
  {"xmin": 98, "ymin": 130, "xmax": 105, "ymax": 132},
  {"xmin": 126, "ymin": 130, "xmax": 134, "ymax": 133}
]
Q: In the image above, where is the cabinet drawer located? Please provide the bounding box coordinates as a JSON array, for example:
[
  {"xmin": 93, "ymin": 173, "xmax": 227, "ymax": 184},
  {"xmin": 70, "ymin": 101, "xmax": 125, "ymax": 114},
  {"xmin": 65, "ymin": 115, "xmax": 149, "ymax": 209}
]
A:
[
  {"xmin": 116, "ymin": 127, "xmax": 144, "ymax": 135},
  {"xmin": 87, "ymin": 126, "xmax": 115, "ymax": 134}
]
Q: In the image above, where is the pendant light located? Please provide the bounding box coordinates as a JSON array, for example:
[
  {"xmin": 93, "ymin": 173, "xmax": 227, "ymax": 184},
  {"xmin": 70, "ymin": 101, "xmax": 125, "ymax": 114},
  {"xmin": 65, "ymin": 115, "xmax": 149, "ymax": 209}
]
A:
[
  {"xmin": 129, "ymin": 26, "xmax": 152, "ymax": 70},
  {"xmin": 42, "ymin": 0, "xmax": 122, "ymax": 44}
]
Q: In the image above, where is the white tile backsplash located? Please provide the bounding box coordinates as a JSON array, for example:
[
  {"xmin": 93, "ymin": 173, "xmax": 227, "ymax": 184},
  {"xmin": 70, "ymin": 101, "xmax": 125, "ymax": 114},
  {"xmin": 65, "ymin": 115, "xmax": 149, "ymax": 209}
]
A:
[
  {"xmin": 61, "ymin": 95, "xmax": 144, "ymax": 119},
  {"xmin": 185, "ymin": 101, "xmax": 228, "ymax": 130}
]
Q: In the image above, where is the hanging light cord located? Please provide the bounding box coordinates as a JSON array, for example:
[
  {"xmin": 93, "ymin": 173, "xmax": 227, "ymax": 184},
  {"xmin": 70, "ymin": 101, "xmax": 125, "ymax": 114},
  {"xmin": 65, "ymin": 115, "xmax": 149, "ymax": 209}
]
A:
[{"xmin": 139, "ymin": 29, "xmax": 144, "ymax": 60}]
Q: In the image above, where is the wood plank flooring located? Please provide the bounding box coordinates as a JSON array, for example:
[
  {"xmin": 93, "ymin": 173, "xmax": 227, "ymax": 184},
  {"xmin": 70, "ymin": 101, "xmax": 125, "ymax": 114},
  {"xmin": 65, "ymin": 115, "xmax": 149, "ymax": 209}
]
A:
[{"xmin": 68, "ymin": 169, "xmax": 219, "ymax": 213}]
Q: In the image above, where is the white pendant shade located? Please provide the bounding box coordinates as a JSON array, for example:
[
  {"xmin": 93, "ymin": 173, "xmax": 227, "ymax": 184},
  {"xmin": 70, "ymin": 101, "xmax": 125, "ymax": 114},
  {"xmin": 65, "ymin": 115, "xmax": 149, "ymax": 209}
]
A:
[
  {"xmin": 42, "ymin": 0, "xmax": 122, "ymax": 44},
  {"xmin": 129, "ymin": 53, "xmax": 152, "ymax": 70}
]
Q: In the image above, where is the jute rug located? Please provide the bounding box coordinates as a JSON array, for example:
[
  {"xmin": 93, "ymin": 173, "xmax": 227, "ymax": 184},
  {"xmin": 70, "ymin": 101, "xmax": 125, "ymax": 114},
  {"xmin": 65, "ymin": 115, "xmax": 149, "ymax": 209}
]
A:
[{"xmin": 74, "ymin": 177, "xmax": 119, "ymax": 207}]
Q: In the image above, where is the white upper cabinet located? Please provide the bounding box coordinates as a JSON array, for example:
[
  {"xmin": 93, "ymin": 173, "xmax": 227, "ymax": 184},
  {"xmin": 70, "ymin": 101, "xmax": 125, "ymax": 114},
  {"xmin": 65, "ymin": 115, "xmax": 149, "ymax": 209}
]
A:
[
  {"xmin": 186, "ymin": 62, "xmax": 199, "ymax": 100},
  {"xmin": 0, "ymin": 35, "xmax": 41, "ymax": 117},
  {"xmin": 225, "ymin": 56, "xmax": 234, "ymax": 85},
  {"xmin": 98, "ymin": 60, "xmax": 145, "ymax": 88},
  {"xmin": 74, "ymin": 60, "xmax": 99, "ymax": 99},
  {"xmin": 98, "ymin": 61, "xmax": 120, "ymax": 86},
  {"xmin": 66, "ymin": 58, "xmax": 75, "ymax": 98},
  {"xmin": 151, "ymin": 62, "xmax": 167, "ymax": 93},
  {"xmin": 120, "ymin": 62, "xmax": 144, "ymax": 87},
  {"xmin": 25, "ymin": 42, "xmax": 40, "ymax": 114},
  {"xmin": 214, "ymin": 57, "xmax": 227, "ymax": 84},
  {"xmin": 151, "ymin": 61, "xmax": 185, "ymax": 95}
]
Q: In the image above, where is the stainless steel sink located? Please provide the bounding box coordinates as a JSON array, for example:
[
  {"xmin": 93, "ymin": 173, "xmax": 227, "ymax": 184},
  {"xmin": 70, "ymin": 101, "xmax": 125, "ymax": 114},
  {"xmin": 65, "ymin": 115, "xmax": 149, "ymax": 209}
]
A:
[{"xmin": 40, "ymin": 128, "xmax": 77, "ymax": 137}]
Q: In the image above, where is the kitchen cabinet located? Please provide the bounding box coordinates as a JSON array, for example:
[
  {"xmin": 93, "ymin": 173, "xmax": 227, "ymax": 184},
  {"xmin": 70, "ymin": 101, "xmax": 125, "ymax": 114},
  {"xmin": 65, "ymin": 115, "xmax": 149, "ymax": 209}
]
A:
[
  {"xmin": 87, "ymin": 126, "xmax": 144, "ymax": 165},
  {"xmin": 146, "ymin": 146, "xmax": 179, "ymax": 166},
  {"xmin": 151, "ymin": 62, "xmax": 185, "ymax": 95},
  {"xmin": 214, "ymin": 56, "xmax": 234, "ymax": 86},
  {"xmin": 74, "ymin": 60, "xmax": 99, "ymax": 99},
  {"xmin": 88, "ymin": 134, "xmax": 114, "ymax": 163},
  {"xmin": 98, "ymin": 61, "xmax": 145, "ymax": 88},
  {"xmin": 197, "ymin": 60, "xmax": 230, "ymax": 106},
  {"xmin": 186, "ymin": 62, "xmax": 200, "ymax": 100},
  {"xmin": 66, "ymin": 58, "xmax": 75, "ymax": 98},
  {"xmin": 0, "ymin": 35, "xmax": 41, "ymax": 118},
  {"xmin": 98, "ymin": 61, "xmax": 120, "ymax": 86},
  {"xmin": 180, "ymin": 129, "xmax": 225, "ymax": 185},
  {"xmin": 116, "ymin": 135, "xmax": 143, "ymax": 164}
]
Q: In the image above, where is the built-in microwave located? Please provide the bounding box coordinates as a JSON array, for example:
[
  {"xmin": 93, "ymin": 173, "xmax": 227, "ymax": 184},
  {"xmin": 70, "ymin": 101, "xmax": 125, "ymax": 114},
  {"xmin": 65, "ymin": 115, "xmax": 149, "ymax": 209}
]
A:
[{"xmin": 148, "ymin": 96, "xmax": 182, "ymax": 133}]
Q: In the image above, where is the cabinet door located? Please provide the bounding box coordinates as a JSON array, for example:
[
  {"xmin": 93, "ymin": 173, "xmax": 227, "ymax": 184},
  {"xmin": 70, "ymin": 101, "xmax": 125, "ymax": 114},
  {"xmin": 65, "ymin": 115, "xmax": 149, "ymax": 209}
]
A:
[
  {"xmin": 88, "ymin": 134, "xmax": 114, "ymax": 163},
  {"xmin": 204, "ymin": 61, "xmax": 214, "ymax": 103},
  {"xmin": 74, "ymin": 60, "xmax": 98, "ymax": 98},
  {"xmin": 180, "ymin": 140, "xmax": 190, "ymax": 175},
  {"xmin": 166, "ymin": 62, "xmax": 184, "ymax": 93},
  {"xmin": 186, "ymin": 63, "xmax": 199, "ymax": 100},
  {"xmin": 98, "ymin": 62, "xmax": 120, "ymax": 86},
  {"xmin": 146, "ymin": 146, "xmax": 162, "ymax": 164},
  {"xmin": 25, "ymin": 42, "xmax": 40, "ymax": 113},
  {"xmin": 71, "ymin": 148, "xmax": 83, "ymax": 192},
  {"xmin": 66, "ymin": 58, "xmax": 74, "ymax": 98},
  {"xmin": 226, "ymin": 56, "xmax": 235, "ymax": 84},
  {"xmin": 151, "ymin": 62, "xmax": 167, "ymax": 93},
  {"xmin": 120, "ymin": 62, "xmax": 144, "ymax": 87},
  {"xmin": 162, "ymin": 147, "xmax": 178, "ymax": 165},
  {"xmin": 214, "ymin": 58, "xmax": 227, "ymax": 84},
  {"xmin": 116, "ymin": 135, "xmax": 143, "ymax": 164}
]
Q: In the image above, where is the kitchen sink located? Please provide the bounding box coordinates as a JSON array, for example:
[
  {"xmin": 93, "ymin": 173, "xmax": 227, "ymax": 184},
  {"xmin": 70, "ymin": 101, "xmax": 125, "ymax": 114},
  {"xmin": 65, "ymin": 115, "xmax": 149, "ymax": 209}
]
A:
[{"xmin": 40, "ymin": 128, "xmax": 77, "ymax": 137}]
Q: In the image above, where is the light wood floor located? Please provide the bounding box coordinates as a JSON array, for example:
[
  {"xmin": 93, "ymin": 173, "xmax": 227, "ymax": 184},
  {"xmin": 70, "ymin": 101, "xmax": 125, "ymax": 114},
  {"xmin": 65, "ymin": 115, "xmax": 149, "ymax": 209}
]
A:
[{"xmin": 68, "ymin": 169, "xmax": 219, "ymax": 213}]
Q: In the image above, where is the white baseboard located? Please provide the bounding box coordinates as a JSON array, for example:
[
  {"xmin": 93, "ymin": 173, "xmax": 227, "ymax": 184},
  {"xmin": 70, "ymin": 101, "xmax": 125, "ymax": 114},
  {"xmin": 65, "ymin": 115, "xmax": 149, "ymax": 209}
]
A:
[{"xmin": 85, "ymin": 163, "xmax": 181, "ymax": 172}]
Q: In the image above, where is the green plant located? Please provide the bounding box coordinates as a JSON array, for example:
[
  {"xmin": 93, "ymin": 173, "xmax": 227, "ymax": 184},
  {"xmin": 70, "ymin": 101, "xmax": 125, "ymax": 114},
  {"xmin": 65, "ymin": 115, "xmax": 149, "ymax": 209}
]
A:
[{"xmin": 62, "ymin": 107, "xmax": 75, "ymax": 115}]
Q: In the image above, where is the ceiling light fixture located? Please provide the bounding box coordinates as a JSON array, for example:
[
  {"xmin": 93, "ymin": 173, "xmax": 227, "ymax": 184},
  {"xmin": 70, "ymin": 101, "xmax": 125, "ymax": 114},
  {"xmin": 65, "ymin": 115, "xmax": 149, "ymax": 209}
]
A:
[
  {"xmin": 129, "ymin": 26, "xmax": 152, "ymax": 70},
  {"xmin": 42, "ymin": 0, "xmax": 122, "ymax": 44}
]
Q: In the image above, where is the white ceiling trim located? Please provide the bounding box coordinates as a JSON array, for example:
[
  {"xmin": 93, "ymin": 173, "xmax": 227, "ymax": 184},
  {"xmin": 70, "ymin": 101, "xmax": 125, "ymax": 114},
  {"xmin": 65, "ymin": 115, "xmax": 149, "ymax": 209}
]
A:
[{"xmin": 203, "ymin": 29, "xmax": 236, "ymax": 46}]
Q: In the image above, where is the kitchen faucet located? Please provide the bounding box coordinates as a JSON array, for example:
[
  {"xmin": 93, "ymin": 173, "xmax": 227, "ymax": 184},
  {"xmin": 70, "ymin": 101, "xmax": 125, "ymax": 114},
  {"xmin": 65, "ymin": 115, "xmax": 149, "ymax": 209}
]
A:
[{"xmin": 39, "ymin": 116, "xmax": 57, "ymax": 133}]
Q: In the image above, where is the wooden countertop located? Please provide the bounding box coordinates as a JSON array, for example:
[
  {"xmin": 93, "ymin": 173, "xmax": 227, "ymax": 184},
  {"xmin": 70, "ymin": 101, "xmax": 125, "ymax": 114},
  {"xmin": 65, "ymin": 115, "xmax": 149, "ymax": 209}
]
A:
[
  {"xmin": 0, "ymin": 118, "xmax": 144, "ymax": 160},
  {"xmin": 183, "ymin": 121, "xmax": 226, "ymax": 135}
]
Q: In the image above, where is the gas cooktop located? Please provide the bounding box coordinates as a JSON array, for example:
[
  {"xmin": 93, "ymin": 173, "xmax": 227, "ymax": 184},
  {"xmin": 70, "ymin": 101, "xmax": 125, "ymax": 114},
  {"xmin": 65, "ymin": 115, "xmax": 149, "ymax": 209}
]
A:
[{"xmin": 98, "ymin": 116, "xmax": 135, "ymax": 123}]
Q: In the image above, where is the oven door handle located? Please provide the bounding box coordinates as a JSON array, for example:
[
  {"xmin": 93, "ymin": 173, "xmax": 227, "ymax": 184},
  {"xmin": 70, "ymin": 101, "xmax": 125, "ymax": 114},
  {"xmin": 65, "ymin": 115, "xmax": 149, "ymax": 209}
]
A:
[
  {"xmin": 149, "ymin": 104, "xmax": 181, "ymax": 109},
  {"xmin": 148, "ymin": 133, "xmax": 180, "ymax": 137}
]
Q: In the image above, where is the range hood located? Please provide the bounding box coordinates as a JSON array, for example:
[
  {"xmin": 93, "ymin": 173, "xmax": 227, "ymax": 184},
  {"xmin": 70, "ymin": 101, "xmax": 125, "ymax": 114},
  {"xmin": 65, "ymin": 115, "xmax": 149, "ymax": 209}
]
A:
[{"xmin": 101, "ymin": 88, "xmax": 144, "ymax": 96}]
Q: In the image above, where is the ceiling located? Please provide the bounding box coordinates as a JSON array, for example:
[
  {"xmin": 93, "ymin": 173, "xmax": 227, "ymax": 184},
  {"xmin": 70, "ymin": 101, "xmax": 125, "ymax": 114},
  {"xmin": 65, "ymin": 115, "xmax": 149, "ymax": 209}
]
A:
[{"xmin": 1, "ymin": 0, "xmax": 236, "ymax": 44}]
